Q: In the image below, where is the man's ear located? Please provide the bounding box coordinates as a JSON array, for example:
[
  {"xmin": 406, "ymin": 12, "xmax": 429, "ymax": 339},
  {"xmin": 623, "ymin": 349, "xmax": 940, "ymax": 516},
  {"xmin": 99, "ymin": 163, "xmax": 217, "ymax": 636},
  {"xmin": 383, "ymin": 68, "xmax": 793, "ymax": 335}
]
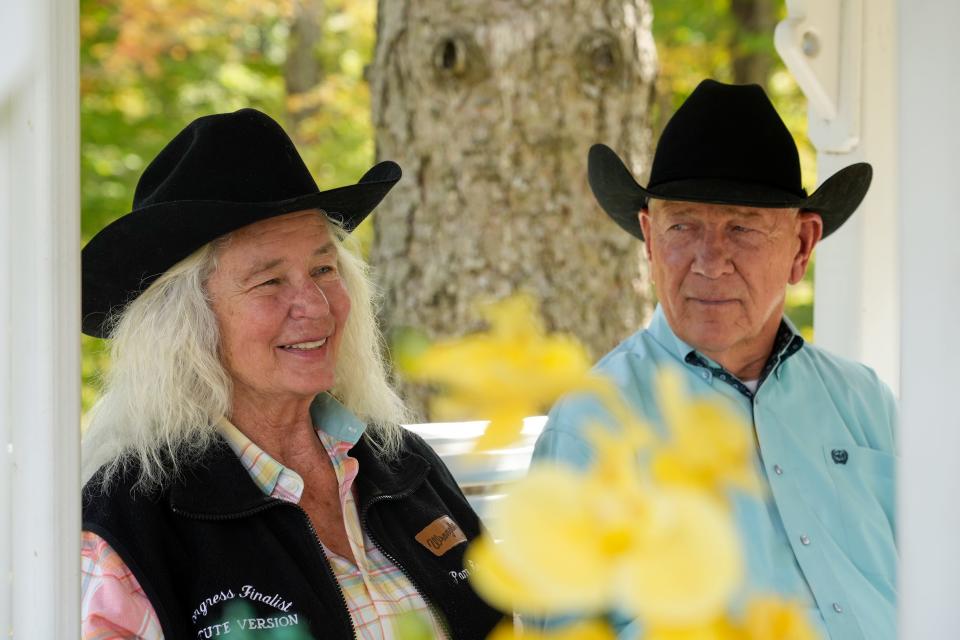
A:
[
  {"xmin": 790, "ymin": 211, "xmax": 824, "ymax": 284},
  {"xmin": 638, "ymin": 208, "xmax": 653, "ymax": 261}
]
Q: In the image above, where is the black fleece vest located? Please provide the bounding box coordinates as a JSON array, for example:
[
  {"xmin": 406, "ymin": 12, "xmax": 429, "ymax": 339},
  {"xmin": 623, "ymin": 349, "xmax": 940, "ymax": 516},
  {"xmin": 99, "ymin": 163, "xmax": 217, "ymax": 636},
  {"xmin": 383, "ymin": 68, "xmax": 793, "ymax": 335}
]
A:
[{"xmin": 83, "ymin": 430, "xmax": 503, "ymax": 639}]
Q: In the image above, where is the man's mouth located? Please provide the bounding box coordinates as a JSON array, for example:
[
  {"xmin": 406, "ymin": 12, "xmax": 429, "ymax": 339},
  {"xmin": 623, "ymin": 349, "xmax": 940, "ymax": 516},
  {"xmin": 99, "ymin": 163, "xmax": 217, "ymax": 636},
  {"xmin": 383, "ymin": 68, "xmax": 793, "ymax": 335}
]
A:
[{"xmin": 279, "ymin": 338, "xmax": 328, "ymax": 351}]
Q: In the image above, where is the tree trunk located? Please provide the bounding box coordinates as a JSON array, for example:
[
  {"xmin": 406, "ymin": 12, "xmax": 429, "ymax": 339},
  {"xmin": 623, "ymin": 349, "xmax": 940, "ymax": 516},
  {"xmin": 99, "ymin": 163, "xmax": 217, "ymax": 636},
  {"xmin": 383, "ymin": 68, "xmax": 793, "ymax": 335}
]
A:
[
  {"xmin": 369, "ymin": 0, "xmax": 657, "ymax": 417},
  {"xmin": 284, "ymin": 0, "xmax": 325, "ymax": 134},
  {"xmin": 730, "ymin": 0, "xmax": 776, "ymax": 86}
]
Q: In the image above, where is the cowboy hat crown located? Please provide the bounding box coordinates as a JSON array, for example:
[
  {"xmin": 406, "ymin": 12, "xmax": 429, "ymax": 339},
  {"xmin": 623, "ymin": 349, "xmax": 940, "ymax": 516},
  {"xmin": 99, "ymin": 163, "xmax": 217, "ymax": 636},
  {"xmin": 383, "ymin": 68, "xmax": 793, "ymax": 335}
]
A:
[{"xmin": 588, "ymin": 79, "xmax": 872, "ymax": 240}]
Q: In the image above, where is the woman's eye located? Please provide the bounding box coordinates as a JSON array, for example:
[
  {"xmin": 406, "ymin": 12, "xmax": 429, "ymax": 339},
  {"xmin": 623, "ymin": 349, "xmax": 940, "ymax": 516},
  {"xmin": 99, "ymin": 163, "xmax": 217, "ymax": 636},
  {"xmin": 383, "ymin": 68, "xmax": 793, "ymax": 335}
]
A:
[{"xmin": 312, "ymin": 266, "xmax": 335, "ymax": 277}]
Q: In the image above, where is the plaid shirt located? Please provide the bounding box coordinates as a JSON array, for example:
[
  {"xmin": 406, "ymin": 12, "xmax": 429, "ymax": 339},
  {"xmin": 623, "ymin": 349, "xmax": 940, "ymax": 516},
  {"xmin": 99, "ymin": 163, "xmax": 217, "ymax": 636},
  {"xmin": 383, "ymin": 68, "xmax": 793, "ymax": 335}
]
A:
[{"xmin": 82, "ymin": 411, "xmax": 447, "ymax": 640}]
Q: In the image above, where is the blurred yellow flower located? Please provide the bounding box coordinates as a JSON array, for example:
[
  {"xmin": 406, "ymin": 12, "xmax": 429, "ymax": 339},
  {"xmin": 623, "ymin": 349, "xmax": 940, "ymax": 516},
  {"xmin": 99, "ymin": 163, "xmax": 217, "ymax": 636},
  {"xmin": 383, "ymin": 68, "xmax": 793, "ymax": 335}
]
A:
[
  {"xmin": 486, "ymin": 620, "xmax": 616, "ymax": 640},
  {"xmin": 400, "ymin": 295, "xmax": 608, "ymax": 450},
  {"xmin": 650, "ymin": 369, "xmax": 761, "ymax": 497},
  {"xmin": 740, "ymin": 597, "xmax": 820, "ymax": 640},
  {"xmin": 646, "ymin": 618, "xmax": 739, "ymax": 640},
  {"xmin": 645, "ymin": 598, "xmax": 821, "ymax": 640},
  {"xmin": 624, "ymin": 487, "xmax": 743, "ymax": 626},
  {"xmin": 466, "ymin": 425, "xmax": 743, "ymax": 627}
]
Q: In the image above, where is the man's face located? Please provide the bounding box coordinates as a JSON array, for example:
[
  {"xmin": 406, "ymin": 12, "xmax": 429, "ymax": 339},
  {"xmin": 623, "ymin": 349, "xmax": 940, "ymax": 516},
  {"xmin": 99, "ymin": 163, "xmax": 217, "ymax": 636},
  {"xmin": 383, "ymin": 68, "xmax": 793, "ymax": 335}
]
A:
[{"xmin": 639, "ymin": 199, "xmax": 821, "ymax": 368}]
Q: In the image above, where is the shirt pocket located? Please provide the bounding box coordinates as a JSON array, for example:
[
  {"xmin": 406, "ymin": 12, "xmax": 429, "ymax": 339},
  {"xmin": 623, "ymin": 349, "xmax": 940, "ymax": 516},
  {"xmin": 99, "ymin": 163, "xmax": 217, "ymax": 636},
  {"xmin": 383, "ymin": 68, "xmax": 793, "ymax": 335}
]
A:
[{"xmin": 822, "ymin": 444, "xmax": 897, "ymax": 581}]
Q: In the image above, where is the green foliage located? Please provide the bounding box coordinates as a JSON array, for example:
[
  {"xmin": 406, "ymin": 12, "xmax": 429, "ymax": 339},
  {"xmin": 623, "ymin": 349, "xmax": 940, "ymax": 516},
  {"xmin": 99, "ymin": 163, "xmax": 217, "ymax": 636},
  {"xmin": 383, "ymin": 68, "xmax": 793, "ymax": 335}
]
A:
[{"xmin": 391, "ymin": 610, "xmax": 437, "ymax": 640}]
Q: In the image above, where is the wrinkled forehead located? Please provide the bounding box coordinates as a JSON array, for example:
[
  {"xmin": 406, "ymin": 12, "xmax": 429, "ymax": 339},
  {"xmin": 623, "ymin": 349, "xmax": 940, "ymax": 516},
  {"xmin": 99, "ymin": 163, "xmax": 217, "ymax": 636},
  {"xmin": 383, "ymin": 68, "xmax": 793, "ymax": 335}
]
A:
[
  {"xmin": 213, "ymin": 209, "xmax": 333, "ymax": 254},
  {"xmin": 647, "ymin": 198, "xmax": 799, "ymax": 223},
  {"xmin": 211, "ymin": 209, "xmax": 339, "ymax": 277}
]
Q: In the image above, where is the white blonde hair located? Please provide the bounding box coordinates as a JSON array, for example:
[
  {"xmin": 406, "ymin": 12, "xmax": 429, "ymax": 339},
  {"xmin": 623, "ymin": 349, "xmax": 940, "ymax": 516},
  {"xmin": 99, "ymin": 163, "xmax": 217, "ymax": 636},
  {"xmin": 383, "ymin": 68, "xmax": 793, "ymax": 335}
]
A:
[{"xmin": 82, "ymin": 213, "xmax": 409, "ymax": 492}]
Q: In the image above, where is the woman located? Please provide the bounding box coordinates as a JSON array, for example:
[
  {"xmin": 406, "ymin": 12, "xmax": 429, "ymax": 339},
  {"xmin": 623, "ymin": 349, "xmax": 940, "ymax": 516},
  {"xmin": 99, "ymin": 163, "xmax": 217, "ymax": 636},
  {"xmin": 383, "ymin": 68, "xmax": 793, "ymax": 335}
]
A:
[{"xmin": 80, "ymin": 109, "xmax": 502, "ymax": 639}]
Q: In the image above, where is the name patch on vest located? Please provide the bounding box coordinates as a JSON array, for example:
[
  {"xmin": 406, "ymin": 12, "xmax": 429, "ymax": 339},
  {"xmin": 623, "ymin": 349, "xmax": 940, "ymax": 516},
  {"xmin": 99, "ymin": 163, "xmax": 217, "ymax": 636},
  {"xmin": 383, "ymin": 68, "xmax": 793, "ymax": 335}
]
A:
[{"xmin": 415, "ymin": 515, "xmax": 467, "ymax": 556}]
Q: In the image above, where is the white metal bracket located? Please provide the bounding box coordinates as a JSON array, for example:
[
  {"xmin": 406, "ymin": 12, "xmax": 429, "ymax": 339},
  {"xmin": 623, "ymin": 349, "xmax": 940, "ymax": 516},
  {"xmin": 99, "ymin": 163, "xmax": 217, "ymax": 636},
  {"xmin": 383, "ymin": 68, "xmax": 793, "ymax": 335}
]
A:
[{"xmin": 775, "ymin": 0, "xmax": 864, "ymax": 153}]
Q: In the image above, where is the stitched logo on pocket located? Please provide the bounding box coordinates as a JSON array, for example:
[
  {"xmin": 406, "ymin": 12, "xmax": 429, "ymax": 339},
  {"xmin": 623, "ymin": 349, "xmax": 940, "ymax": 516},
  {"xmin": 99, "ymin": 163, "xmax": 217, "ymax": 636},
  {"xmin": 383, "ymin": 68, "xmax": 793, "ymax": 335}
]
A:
[
  {"xmin": 831, "ymin": 448, "xmax": 849, "ymax": 464},
  {"xmin": 415, "ymin": 516, "xmax": 467, "ymax": 556}
]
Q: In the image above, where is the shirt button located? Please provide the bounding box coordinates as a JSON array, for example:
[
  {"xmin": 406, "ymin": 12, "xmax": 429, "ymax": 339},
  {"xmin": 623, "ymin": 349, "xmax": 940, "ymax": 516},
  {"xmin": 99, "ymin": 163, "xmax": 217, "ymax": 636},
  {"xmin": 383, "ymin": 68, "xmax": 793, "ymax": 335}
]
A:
[
  {"xmin": 833, "ymin": 602, "xmax": 844, "ymax": 613},
  {"xmin": 773, "ymin": 464, "xmax": 783, "ymax": 475},
  {"xmin": 800, "ymin": 534, "xmax": 811, "ymax": 546},
  {"xmin": 701, "ymin": 371, "xmax": 710, "ymax": 380}
]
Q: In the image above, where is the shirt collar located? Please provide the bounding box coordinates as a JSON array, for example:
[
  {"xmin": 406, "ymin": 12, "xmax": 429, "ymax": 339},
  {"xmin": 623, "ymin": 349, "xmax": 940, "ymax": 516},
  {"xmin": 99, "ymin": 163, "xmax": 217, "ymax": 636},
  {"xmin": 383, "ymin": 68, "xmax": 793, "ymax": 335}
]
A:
[
  {"xmin": 646, "ymin": 304, "xmax": 805, "ymax": 397},
  {"xmin": 648, "ymin": 305, "xmax": 699, "ymax": 364},
  {"xmin": 310, "ymin": 393, "xmax": 367, "ymax": 445},
  {"xmin": 216, "ymin": 393, "xmax": 367, "ymax": 497},
  {"xmin": 216, "ymin": 417, "xmax": 287, "ymax": 497}
]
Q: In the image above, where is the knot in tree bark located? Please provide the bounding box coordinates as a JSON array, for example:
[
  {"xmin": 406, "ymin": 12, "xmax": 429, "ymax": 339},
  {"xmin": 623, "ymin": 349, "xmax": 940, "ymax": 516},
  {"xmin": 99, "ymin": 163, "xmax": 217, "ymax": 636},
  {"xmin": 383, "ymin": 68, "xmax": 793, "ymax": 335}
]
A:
[
  {"xmin": 576, "ymin": 29, "xmax": 622, "ymax": 81},
  {"xmin": 431, "ymin": 33, "xmax": 487, "ymax": 84}
]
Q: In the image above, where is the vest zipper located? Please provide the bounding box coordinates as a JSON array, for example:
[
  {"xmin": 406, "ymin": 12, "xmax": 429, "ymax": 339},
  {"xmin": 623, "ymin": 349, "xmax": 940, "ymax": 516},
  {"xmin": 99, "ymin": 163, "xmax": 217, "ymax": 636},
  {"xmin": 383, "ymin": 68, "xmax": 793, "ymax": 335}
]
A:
[
  {"xmin": 361, "ymin": 492, "xmax": 454, "ymax": 639},
  {"xmin": 289, "ymin": 502, "xmax": 358, "ymax": 640},
  {"xmin": 171, "ymin": 500, "xmax": 357, "ymax": 640}
]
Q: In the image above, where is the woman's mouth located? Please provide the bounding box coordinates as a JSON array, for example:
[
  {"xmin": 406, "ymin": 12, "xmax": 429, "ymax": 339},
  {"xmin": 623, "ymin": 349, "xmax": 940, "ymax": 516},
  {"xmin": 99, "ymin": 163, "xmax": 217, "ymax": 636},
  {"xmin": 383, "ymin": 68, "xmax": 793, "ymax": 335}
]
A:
[{"xmin": 279, "ymin": 338, "xmax": 328, "ymax": 351}]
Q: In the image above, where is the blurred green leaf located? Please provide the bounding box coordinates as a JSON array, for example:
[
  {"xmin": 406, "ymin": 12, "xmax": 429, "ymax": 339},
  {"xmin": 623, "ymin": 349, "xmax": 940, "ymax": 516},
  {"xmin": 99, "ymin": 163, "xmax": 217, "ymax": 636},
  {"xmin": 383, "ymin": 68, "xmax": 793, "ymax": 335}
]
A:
[{"xmin": 392, "ymin": 610, "xmax": 436, "ymax": 640}]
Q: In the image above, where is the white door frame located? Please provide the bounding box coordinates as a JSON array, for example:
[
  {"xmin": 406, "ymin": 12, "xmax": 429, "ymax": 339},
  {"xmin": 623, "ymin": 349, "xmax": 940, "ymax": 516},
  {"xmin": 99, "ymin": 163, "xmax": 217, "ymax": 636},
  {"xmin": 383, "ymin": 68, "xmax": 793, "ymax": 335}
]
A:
[{"xmin": 0, "ymin": 1, "xmax": 81, "ymax": 636}]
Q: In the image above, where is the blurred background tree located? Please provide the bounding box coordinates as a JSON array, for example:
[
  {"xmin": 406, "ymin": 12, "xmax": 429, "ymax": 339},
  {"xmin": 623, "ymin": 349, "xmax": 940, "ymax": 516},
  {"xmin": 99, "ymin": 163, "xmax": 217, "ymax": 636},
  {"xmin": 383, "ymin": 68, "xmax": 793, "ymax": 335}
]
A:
[
  {"xmin": 80, "ymin": 0, "xmax": 814, "ymax": 415},
  {"xmin": 368, "ymin": 0, "xmax": 658, "ymax": 416}
]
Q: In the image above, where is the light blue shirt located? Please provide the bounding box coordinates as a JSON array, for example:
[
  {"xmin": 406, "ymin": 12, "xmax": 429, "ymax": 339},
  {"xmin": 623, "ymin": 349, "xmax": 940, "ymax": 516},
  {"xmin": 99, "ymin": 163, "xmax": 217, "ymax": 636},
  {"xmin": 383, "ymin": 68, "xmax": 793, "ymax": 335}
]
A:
[{"xmin": 533, "ymin": 306, "xmax": 897, "ymax": 640}]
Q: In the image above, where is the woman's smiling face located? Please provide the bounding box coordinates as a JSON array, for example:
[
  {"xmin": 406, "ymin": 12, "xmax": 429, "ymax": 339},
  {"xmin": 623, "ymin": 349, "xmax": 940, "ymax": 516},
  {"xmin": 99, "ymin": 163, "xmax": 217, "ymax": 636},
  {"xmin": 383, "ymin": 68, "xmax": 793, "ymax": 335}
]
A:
[{"xmin": 206, "ymin": 210, "xmax": 351, "ymax": 408}]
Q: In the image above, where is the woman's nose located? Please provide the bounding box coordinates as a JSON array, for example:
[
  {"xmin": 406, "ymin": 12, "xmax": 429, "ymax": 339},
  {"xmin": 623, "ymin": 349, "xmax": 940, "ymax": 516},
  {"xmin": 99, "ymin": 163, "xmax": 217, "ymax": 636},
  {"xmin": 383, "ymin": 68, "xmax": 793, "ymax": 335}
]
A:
[{"xmin": 290, "ymin": 278, "xmax": 330, "ymax": 318}]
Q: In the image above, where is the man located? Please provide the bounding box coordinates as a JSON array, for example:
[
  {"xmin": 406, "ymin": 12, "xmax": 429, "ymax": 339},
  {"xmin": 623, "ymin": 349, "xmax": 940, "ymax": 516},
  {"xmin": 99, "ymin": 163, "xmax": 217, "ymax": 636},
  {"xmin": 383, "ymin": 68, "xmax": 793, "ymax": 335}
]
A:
[{"xmin": 533, "ymin": 79, "xmax": 896, "ymax": 640}]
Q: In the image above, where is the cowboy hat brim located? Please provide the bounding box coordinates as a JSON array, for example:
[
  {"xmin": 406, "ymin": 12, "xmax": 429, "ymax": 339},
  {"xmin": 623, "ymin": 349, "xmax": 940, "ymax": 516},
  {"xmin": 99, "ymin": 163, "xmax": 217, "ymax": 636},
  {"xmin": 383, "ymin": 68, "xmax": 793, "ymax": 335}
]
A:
[
  {"xmin": 587, "ymin": 143, "xmax": 872, "ymax": 240},
  {"xmin": 81, "ymin": 161, "xmax": 400, "ymax": 338}
]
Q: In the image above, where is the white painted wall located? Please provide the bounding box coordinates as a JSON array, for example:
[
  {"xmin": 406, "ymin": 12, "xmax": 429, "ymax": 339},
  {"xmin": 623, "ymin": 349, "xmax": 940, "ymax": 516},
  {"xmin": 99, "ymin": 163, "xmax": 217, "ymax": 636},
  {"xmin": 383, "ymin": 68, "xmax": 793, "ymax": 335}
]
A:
[
  {"xmin": 897, "ymin": 0, "xmax": 960, "ymax": 636},
  {"xmin": 0, "ymin": 1, "xmax": 81, "ymax": 637}
]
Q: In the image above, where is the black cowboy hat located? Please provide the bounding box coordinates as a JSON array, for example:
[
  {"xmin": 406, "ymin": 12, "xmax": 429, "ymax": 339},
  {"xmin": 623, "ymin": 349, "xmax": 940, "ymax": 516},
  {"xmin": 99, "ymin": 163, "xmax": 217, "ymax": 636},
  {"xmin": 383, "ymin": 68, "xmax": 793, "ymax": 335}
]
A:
[
  {"xmin": 588, "ymin": 79, "xmax": 872, "ymax": 240},
  {"xmin": 81, "ymin": 108, "xmax": 401, "ymax": 338}
]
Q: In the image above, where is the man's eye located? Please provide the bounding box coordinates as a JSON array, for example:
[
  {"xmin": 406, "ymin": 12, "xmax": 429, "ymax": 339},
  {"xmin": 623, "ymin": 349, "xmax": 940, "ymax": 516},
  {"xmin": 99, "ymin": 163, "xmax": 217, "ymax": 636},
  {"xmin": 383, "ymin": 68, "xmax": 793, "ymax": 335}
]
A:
[
  {"xmin": 732, "ymin": 225, "xmax": 753, "ymax": 233},
  {"xmin": 668, "ymin": 223, "xmax": 687, "ymax": 231},
  {"xmin": 257, "ymin": 278, "xmax": 280, "ymax": 287}
]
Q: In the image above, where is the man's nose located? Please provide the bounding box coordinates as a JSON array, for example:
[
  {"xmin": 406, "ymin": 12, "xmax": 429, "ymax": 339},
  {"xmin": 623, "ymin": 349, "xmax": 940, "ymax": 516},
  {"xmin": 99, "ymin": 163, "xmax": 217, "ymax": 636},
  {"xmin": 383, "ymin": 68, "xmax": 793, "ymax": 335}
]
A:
[
  {"xmin": 290, "ymin": 278, "xmax": 330, "ymax": 318},
  {"xmin": 691, "ymin": 231, "xmax": 734, "ymax": 279}
]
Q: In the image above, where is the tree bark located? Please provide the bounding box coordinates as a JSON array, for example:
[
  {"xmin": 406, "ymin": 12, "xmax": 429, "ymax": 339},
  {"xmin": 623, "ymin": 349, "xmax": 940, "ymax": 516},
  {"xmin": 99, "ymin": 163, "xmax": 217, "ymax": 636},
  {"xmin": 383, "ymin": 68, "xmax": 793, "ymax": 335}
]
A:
[
  {"xmin": 730, "ymin": 0, "xmax": 776, "ymax": 86},
  {"xmin": 284, "ymin": 0, "xmax": 325, "ymax": 134},
  {"xmin": 369, "ymin": 0, "xmax": 657, "ymax": 417}
]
